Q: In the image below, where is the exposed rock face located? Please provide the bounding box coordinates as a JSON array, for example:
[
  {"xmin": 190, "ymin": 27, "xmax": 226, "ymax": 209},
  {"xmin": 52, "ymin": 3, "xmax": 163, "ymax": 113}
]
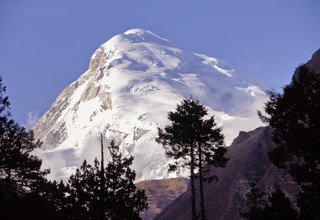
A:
[
  {"xmin": 156, "ymin": 126, "xmax": 298, "ymax": 220},
  {"xmin": 136, "ymin": 178, "xmax": 189, "ymax": 220},
  {"xmin": 292, "ymin": 48, "xmax": 320, "ymax": 84},
  {"xmin": 305, "ymin": 49, "xmax": 320, "ymax": 74}
]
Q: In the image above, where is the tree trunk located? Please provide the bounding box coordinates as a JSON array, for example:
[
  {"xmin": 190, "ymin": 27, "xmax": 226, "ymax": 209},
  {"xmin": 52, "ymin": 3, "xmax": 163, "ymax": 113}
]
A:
[
  {"xmin": 190, "ymin": 144, "xmax": 197, "ymax": 220},
  {"xmin": 198, "ymin": 144, "xmax": 206, "ymax": 220},
  {"xmin": 7, "ymin": 168, "xmax": 11, "ymax": 181},
  {"xmin": 100, "ymin": 134, "xmax": 105, "ymax": 220}
]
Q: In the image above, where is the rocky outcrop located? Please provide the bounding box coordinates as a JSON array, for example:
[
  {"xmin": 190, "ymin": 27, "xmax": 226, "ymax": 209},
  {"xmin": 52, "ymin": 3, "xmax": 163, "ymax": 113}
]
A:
[
  {"xmin": 305, "ymin": 49, "xmax": 320, "ymax": 74},
  {"xmin": 156, "ymin": 126, "xmax": 298, "ymax": 220},
  {"xmin": 33, "ymin": 48, "xmax": 114, "ymax": 150}
]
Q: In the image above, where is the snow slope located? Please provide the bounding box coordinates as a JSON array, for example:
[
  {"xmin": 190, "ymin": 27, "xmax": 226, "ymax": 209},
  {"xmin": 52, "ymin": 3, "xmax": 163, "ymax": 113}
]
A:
[{"xmin": 34, "ymin": 29, "xmax": 267, "ymax": 181}]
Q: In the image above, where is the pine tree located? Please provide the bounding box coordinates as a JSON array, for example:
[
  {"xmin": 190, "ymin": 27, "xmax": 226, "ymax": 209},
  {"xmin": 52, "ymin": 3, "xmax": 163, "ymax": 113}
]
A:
[
  {"xmin": 66, "ymin": 139, "xmax": 147, "ymax": 220},
  {"xmin": 259, "ymin": 65, "xmax": 320, "ymax": 219},
  {"xmin": 105, "ymin": 140, "xmax": 148, "ymax": 220},
  {"xmin": 266, "ymin": 190, "xmax": 297, "ymax": 220},
  {"xmin": 240, "ymin": 183, "xmax": 297, "ymax": 220},
  {"xmin": 67, "ymin": 159, "xmax": 102, "ymax": 220},
  {"xmin": 157, "ymin": 99, "xmax": 228, "ymax": 220},
  {"xmin": 240, "ymin": 182, "xmax": 268, "ymax": 220},
  {"xmin": 36, "ymin": 179, "xmax": 70, "ymax": 218},
  {"xmin": 0, "ymin": 76, "xmax": 56, "ymax": 219},
  {"xmin": 297, "ymin": 184, "xmax": 320, "ymax": 220},
  {"xmin": 0, "ymin": 76, "xmax": 49, "ymax": 191}
]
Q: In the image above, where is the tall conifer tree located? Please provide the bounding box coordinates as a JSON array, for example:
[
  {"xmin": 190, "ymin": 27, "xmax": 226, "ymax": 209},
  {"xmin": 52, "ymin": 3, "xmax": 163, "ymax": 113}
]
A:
[
  {"xmin": 259, "ymin": 65, "xmax": 320, "ymax": 219},
  {"xmin": 157, "ymin": 99, "xmax": 228, "ymax": 220},
  {"xmin": 105, "ymin": 140, "xmax": 147, "ymax": 220},
  {"xmin": 66, "ymin": 139, "xmax": 147, "ymax": 219},
  {"xmin": 240, "ymin": 183, "xmax": 297, "ymax": 220},
  {"xmin": 0, "ymin": 76, "xmax": 62, "ymax": 219}
]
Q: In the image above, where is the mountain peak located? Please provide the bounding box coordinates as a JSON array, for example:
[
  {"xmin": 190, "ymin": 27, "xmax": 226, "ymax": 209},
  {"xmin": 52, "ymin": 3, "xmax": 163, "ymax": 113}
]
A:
[
  {"xmin": 123, "ymin": 28, "xmax": 158, "ymax": 36},
  {"xmin": 34, "ymin": 30, "xmax": 266, "ymax": 181},
  {"xmin": 97, "ymin": 29, "xmax": 172, "ymax": 59},
  {"xmin": 121, "ymin": 28, "xmax": 170, "ymax": 45}
]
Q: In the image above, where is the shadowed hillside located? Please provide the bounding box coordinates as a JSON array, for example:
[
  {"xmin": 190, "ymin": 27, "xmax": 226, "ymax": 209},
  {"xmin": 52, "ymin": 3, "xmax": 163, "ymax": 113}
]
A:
[
  {"xmin": 137, "ymin": 178, "xmax": 189, "ymax": 220},
  {"xmin": 156, "ymin": 127, "xmax": 298, "ymax": 220}
]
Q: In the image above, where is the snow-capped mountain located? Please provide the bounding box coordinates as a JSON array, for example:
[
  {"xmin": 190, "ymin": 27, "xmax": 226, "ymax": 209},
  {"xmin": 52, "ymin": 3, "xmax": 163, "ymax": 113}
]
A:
[{"xmin": 34, "ymin": 29, "xmax": 267, "ymax": 181}]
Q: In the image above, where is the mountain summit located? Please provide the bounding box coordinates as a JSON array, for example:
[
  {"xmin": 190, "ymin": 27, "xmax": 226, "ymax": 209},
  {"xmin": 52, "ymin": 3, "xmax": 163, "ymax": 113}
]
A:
[{"xmin": 34, "ymin": 29, "xmax": 266, "ymax": 180}]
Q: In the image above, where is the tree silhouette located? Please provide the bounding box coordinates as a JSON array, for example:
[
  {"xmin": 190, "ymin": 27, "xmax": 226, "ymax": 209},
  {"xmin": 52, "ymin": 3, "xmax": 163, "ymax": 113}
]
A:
[
  {"xmin": 259, "ymin": 65, "xmax": 320, "ymax": 219},
  {"xmin": 67, "ymin": 159, "xmax": 102, "ymax": 219},
  {"xmin": 36, "ymin": 179, "xmax": 70, "ymax": 218},
  {"xmin": 157, "ymin": 99, "xmax": 228, "ymax": 220},
  {"xmin": 240, "ymin": 182, "xmax": 268, "ymax": 220},
  {"xmin": 0, "ymin": 77, "xmax": 49, "ymax": 190},
  {"xmin": 66, "ymin": 139, "xmax": 147, "ymax": 220},
  {"xmin": 297, "ymin": 184, "xmax": 320, "ymax": 220},
  {"xmin": 0, "ymin": 76, "xmax": 57, "ymax": 219},
  {"xmin": 105, "ymin": 140, "xmax": 148, "ymax": 220},
  {"xmin": 266, "ymin": 190, "xmax": 297, "ymax": 220},
  {"xmin": 240, "ymin": 183, "xmax": 297, "ymax": 220}
]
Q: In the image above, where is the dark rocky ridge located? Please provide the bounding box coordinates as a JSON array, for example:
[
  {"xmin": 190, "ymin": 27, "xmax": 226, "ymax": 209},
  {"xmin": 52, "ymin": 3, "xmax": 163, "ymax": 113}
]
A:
[
  {"xmin": 155, "ymin": 126, "xmax": 298, "ymax": 220},
  {"xmin": 292, "ymin": 49, "xmax": 320, "ymax": 84},
  {"xmin": 305, "ymin": 49, "xmax": 320, "ymax": 74}
]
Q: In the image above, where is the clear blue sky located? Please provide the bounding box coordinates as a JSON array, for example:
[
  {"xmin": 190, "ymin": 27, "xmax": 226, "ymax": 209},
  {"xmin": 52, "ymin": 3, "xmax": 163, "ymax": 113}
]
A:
[{"xmin": 0, "ymin": 0, "xmax": 319, "ymax": 125}]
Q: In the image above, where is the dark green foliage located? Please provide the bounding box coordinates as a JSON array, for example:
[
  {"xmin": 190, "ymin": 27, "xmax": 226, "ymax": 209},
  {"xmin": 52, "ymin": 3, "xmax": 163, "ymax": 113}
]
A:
[
  {"xmin": 0, "ymin": 77, "xmax": 49, "ymax": 191},
  {"xmin": 0, "ymin": 76, "xmax": 61, "ymax": 219},
  {"xmin": 37, "ymin": 180, "xmax": 70, "ymax": 218},
  {"xmin": 266, "ymin": 190, "xmax": 298, "ymax": 220},
  {"xmin": 0, "ymin": 179, "xmax": 69, "ymax": 220},
  {"xmin": 0, "ymin": 191, "xmax": 62, "ymax": 220},
  {"xmin": 157, "ymin": 99, "xmax": 228, "ymax": 220},
  {"xmin": 157, "ymin": 99, "xmax": 227, "ymax": 172},
  {"xmin": 259, "ymin": 65, "xmax": 320, "ymax": 219},
  {"xmin": 66, "ymin": 159, "xmax": 102, "ymax": 219},
  {"xmin": 244, "ymin": 183, "xmax": 267, "ymax": 208},
  {"xmin": 240, "ymin": 183, "xmax": 297, "ymax": 220},
  {"xmin": 105, "ymin": 140, "xmax": 148, "ymax": 220},
  {"xmin": 66, "ymin": 140, "xmax": 147, "ymax": 220},
  {"xmin": 297, "ymin": 184, "xmax": 320, "ymax": 220},
  {"xmin": 240, "ymin": 183, "xmax": 268, "ymax": 219}
]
